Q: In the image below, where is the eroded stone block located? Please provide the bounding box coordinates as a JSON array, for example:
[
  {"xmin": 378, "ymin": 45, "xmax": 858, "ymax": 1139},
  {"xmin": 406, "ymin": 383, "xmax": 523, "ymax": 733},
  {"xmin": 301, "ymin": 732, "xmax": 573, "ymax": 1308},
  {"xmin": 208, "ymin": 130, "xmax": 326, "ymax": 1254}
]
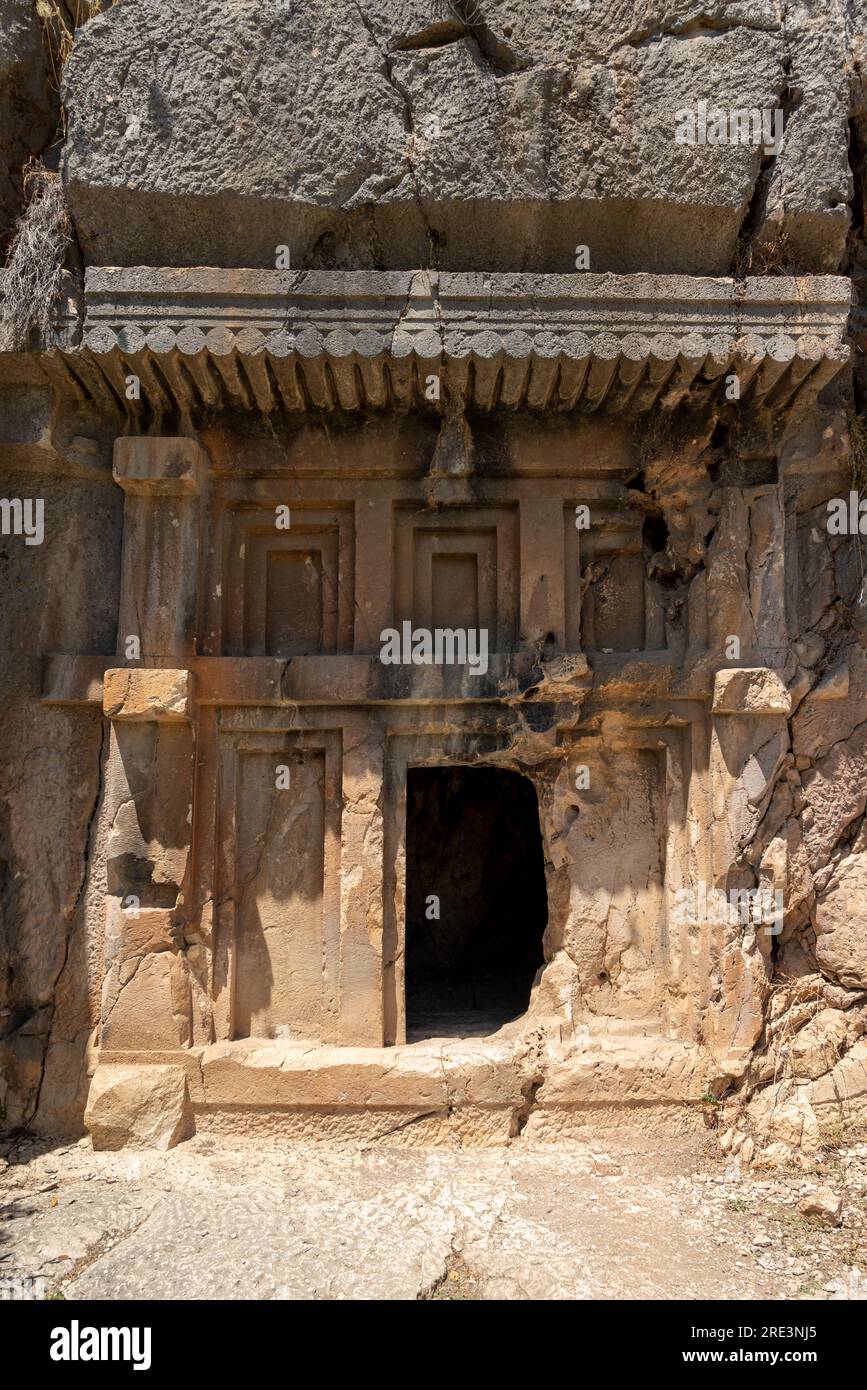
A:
[
  {"xmin": 712, "ymin": 668, "xmax": 792, "ymax": 716},
  {"xmin": 84, "ymin": 1064, "xmax": 191, "ymax": 1151},
  {"xmin": 61, "ymin": 1, "xmax": 849, "ymax": 273},
  {"xmin": 103, "ymin": 668, "xmax": 192, "ymax": 721},
  {"xmin": 815, "ymin": 852, "xmax": 867, "ymax": 990},
  {"xmin": 101, "ymin": 952, "xmax": 192, "ymax": 1052}
]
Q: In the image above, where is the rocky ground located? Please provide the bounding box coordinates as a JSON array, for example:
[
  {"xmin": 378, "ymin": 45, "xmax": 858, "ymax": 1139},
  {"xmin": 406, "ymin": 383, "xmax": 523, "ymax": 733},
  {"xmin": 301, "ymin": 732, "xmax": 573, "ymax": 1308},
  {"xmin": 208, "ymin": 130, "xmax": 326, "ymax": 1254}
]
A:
[{"xmin": 1, "ymin": 1127, "xmax": 865, "ymax": 1301}]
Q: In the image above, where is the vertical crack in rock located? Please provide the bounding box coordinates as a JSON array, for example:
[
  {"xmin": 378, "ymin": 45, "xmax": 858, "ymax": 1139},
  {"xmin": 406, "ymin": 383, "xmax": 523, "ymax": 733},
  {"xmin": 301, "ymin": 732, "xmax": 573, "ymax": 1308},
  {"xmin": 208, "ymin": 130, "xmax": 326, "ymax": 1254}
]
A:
[
  {"xmin": 512, "ymin": 1074, "xmax": 544, "ymax": 1137},
  {"xmin": 444, "ymin": 2, "xmax": 527, "ymax": 76},
  {"xmin": 349, "ymin": 0, "xmax": 440, "ymax": 266},
  {"xmin": 732, "ymin": 4, "xmax": 800, "ymax": 279}
]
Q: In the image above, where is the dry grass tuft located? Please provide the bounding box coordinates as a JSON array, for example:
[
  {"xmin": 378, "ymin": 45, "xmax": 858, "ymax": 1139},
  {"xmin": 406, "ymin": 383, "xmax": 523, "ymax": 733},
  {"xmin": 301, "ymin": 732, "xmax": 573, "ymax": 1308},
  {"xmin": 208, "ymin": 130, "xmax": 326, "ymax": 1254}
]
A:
[
  {"xmin": 447, "ymin": 1, "xmax": 486, "ymax": 28},
  {"xmin": 0, "ymin": 162, "xmax": 72, "ymax": 351},
  {"xmin": 2, "ymin": 2, "xmax": 116, "ymax": 346},
  {"xmin": 36, "ymin": 2, "xmax": 118, "ymax": 93},
  {"xmin": 847, "ymin": 406, "xmax": 867, "ymax": 493},
  {"xmin": 734, "ymin": 227, "xmax": 797, "ymax": 279}
]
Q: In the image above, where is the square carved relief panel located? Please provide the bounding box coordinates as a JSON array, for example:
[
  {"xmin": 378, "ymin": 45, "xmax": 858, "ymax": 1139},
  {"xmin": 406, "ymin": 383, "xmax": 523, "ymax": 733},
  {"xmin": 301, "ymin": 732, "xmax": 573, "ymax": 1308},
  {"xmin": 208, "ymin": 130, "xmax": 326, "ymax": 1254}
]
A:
[
  {"xmin": 222, "ymin": 506, "xmax": 355, "ymax": 656},
  {"xmin": 393, "ymin": 505, "xmax": 518, "ymax": 647}
]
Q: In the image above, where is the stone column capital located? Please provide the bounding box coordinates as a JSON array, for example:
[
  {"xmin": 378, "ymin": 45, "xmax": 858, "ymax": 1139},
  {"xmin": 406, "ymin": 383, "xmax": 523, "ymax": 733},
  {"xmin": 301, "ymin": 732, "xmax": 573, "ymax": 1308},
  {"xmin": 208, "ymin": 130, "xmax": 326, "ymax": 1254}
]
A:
[
  {"xmin": 712, "ymin": 667, "xmax": 791, "ymax": 716},
  {"xmin": 113, "ymin": 437, "xmax": 203, "ymax": 497},
  {"xmin": 103, "ymin": 668, "xmax": 193, "ymax": 721}
]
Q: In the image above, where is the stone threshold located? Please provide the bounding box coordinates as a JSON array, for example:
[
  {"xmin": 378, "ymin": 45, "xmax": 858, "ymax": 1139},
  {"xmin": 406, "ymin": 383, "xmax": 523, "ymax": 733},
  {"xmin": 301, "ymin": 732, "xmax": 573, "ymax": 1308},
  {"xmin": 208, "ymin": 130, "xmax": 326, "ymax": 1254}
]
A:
[{"xmin": 86, "ymin": 1033, "xmax": 716, "ymax": 1149}]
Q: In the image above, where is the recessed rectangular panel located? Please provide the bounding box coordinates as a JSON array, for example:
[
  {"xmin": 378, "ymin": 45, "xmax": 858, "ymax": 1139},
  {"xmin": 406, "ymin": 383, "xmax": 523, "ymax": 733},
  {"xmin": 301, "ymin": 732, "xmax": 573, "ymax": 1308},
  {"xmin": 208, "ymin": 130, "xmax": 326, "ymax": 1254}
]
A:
[
  {"xmin": 234, "ymin": 749, "xmax": 325, "ymax": 1040},
  {"xmin": 393, "ymin": 507, "xmax": 517, "ymax": 645},
  {"xmin": 431, "ymin": 552, "xmax": 479, "ymax": 630},
  {"xmin": 565, "ymin": 503, "xmax": 648, "ymax": 653},
  {"xmin": 590, "ymin": 552, "xmax": 645, "ymax": 651},
  {"xmin": 265, "ymin": 550, "xmax": 324, "ymax": 655},
  {"xmin": 220, "ymin": 505, "xmax": 354, "ymax": 656}
]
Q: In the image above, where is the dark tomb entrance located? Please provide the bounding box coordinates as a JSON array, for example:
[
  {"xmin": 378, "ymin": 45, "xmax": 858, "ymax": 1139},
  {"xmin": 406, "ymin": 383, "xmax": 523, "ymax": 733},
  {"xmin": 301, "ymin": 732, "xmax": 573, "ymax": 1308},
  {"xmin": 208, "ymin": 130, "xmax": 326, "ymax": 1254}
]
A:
[{"xmin": 404, "ymin": 766, "xmax": 548, "ymax": 1041}]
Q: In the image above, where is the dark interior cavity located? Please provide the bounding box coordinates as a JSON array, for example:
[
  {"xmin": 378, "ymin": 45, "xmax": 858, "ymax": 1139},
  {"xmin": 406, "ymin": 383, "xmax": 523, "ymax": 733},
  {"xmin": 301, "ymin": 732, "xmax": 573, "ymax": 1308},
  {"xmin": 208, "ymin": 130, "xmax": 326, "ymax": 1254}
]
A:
[{"xmin": 404, "ymin": 766, "xmax": 548, "ymax": 1041}]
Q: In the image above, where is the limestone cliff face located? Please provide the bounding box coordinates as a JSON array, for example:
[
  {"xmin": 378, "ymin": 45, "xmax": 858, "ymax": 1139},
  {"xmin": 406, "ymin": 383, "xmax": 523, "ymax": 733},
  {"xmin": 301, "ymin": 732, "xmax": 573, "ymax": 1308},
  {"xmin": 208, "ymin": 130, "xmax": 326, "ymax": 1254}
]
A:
[{"xmin": 0, "ymin": 0, "xmax": 867, "ymax": 1149}]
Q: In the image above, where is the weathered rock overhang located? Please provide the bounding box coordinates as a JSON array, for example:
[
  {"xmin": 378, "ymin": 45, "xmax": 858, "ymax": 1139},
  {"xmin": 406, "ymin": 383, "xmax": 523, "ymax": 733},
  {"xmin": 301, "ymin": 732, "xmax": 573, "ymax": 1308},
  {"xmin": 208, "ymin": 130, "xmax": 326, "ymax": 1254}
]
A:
[{"xmin": 22, "ymin": 269, "xmax": 852, "ymax": 422}]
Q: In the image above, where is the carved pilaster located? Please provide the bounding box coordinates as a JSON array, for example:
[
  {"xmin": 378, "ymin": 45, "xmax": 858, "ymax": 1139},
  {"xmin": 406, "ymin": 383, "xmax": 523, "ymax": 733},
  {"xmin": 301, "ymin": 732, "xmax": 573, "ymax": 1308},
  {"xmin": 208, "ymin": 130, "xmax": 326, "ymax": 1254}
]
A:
[
  {"xmin": 113, "ymin": 437, "xmax": 203, "ymax": 660},
  {"xmin": 99, "ymin": 669, "xmax": 197, "ymax": 1051}
]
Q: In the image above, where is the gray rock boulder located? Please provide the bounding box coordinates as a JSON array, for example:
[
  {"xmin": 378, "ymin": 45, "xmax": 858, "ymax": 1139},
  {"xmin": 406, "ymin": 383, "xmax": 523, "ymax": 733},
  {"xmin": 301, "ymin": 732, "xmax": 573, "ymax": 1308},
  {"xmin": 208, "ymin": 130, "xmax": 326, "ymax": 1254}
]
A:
[{"xmin": 60, "ymin": 0, "xmax": 852, "ymax": 272}]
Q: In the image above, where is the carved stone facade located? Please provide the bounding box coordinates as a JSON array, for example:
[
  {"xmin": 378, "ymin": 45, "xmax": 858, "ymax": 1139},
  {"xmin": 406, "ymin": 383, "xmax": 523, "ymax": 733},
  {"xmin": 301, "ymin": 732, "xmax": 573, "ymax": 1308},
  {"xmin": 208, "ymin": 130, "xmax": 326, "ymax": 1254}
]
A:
[
  {"xmin": 3, "ymin": 266, "xmax": 849, "ymax": 1147},
  {"xmin": 3, "ymin": 1, "xmax": 867, "ymax": 1156}
]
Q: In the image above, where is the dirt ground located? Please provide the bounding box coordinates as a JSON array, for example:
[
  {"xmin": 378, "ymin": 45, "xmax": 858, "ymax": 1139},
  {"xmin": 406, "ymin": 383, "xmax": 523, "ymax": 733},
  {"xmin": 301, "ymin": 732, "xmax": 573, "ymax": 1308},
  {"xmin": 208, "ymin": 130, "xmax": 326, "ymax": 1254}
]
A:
[{"xmin": 1, "ymin": 1127, "xmax": 865, "ymax": 1301}]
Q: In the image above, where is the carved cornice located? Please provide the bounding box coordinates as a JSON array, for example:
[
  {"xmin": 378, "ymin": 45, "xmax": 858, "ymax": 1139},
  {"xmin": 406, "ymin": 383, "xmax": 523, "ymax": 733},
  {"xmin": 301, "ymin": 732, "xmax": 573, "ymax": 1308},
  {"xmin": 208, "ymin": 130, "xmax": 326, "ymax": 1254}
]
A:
[
  {"xmin": 5, "ymin": 269, "xmax": 852, "ymax": 417},
  {"xmin": 80, "ymin": 267, "xmax": 852, "ymax": 357}
]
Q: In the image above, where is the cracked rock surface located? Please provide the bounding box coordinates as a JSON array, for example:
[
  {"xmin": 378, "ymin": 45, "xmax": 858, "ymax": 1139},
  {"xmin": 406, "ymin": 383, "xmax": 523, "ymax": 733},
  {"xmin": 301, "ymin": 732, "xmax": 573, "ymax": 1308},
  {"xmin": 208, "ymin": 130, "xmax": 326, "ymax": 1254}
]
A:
[
  {"xmin": 61, "ymin": 0, "xmax": 856, "ymax": 272},
  {"xmin": 2, "ymin": 1129, "xmax": 865, "ymax": 1300}
]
